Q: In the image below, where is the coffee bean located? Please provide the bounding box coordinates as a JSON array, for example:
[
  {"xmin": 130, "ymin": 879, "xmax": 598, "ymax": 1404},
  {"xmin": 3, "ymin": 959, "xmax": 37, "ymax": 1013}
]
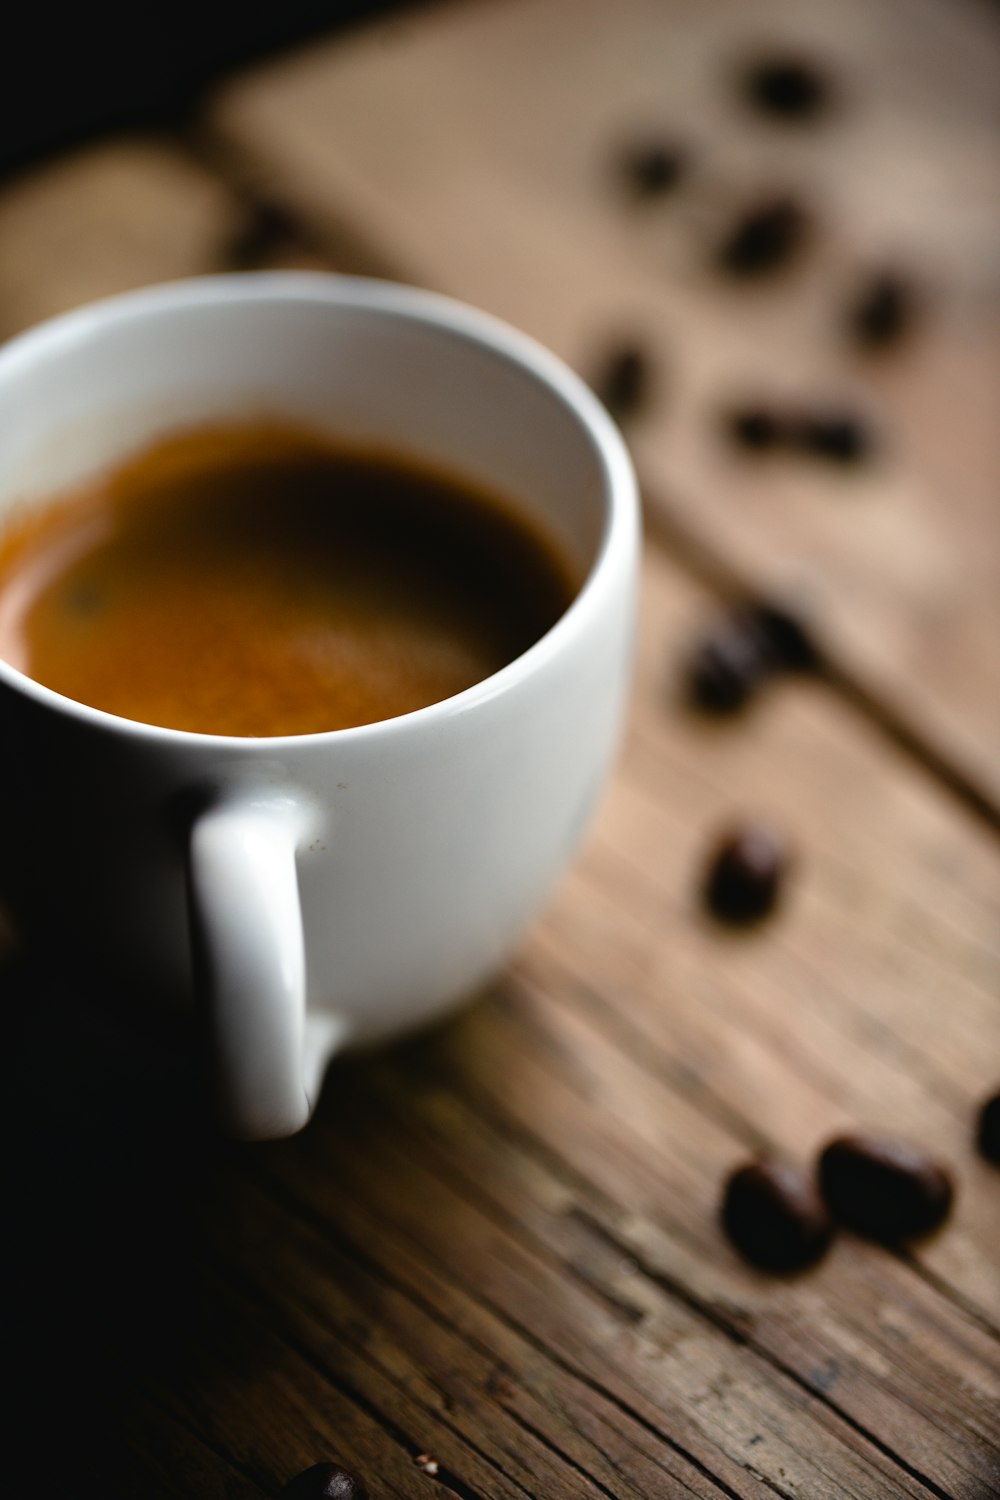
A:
[
  {"xmin": 594, "ymin": 345, "xmax": 651, "ymax": 419},
  {"xmin": 727, "ymin": 403, "xmax": 874, "ymax": 466},
  {"xmin": 750, "ymin": 603, "xmax": 821, "ymax": 673},
  {"xmin": 620, "ymin": 139, "xmax": 687, "ymax": 198},
  {"xmin": 280, "ymin": 1462, "xmax": 370, "ymax": 1499},
  {"xmin": 793, "ymin": 412, "xmax": 873, "ymax": 465},
  {"xmin": 848, "ymin": 271, "xmax": 917, "ymax": 351},
  {"xmin": 684, "ymin": 611, "xmax": 773, "ymax": 714},
  {"xmin": 819, "ymin": 1133, "xmax": 954, "ymax": 1242},
  {"xmin": 684, "ymin": 602, "xmax": 819, "ymax": 714},
  {"xmin": 716, "ymin": 196, "xmax": 810, "ymax": 277},
  {"xmin": 703, "ymin": 822, "xmax": 791, "ymax": 924},
  {"xmin": 976, "ymin": 1091, "xmax": 1000, "ymax": 1165},
  {"xmin": 725, "ymin": 406, "xmax": 791, "ymax": 452},
  {"xmin": 722, "ymin": 1158, "xmax": 834, "ymax": 1270},
  {"xmin": 741, "ymin": 55, "xmax": 833, "ymax": 122}
]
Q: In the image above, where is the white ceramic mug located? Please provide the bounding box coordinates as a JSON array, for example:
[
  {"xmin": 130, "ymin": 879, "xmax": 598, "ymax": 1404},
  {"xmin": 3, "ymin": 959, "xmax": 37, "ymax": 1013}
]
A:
[{"xmin": 0, "ymin": 274, "xmax": 638, "ymax": 1139}]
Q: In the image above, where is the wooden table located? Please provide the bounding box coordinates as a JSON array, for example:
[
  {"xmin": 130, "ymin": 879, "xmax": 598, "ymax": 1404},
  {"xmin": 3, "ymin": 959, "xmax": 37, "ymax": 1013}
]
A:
[{"xmin": 3, "ymin": 2, "xmax": 999, "ymax": 1496}]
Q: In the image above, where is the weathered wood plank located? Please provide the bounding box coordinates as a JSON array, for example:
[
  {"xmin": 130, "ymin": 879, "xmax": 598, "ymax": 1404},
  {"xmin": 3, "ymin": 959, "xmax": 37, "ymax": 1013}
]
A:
[
  {"xmin": 1, "ymin": 59, "xmax": 998, "ymax": 1499},
  {"xmin": 14, "ymin": 543, "xmax": 985, "ymax": 1498},
  {"xmin": 7, "ymin": 535, "xmax": 997, "ymax": 1497},
  {"xmin": 197, "ymin": 1180, "xmax": 738, "ymax": 1500},
  {"xmin": 513, "ymin": 545, "xmax": 1000, "ymax": 1330},
  {"xmin": 0, "ymin": 139, "xmax": 244, "ymax": 339},
  {"xmin": 222, "ymin": 543, "xmax": 998, "ymax": 1500},
  {"xmin": 208, "ymin": 0, "xmax": 1000, "ymax": 811},
  {"xmin": 244, "ymin": 1041, "xmax": 995, "ymax": 1500}
]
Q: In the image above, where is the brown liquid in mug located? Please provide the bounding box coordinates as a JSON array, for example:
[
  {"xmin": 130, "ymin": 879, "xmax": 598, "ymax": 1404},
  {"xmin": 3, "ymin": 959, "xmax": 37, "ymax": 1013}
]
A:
[{"xmin": 0, "ymin": 422, "xmax": 577, "ymax": 737}]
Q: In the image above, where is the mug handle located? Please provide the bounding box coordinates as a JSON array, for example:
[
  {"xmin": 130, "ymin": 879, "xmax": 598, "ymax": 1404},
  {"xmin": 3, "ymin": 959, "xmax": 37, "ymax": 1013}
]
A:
[{"xmin": 187, "ymin": 791, "xmax": 345, "ymax": 1140}]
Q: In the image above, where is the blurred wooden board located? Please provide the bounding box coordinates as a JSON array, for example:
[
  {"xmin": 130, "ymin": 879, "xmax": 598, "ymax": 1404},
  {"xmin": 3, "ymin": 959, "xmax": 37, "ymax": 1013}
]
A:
[
  {"xmin": 210, "ymin": 0, "xmax": 1000, "ymax": 813},
  {"xmin": 1, "ymin": 19, "xmax": 999, "ymax": 1500},
  {"xmin": 0, "ymin": 139, "xmax": 243, "ymax": 339}
]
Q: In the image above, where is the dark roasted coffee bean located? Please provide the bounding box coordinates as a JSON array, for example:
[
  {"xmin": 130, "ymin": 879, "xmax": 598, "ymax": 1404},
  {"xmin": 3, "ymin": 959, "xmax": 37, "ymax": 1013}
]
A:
[
  {"xmin": 722, "ymin": 1158, "xmax": 834, "ymax": 1270},
  {"xmin": 703, "ymin": 822, "xmax": 791, "ymax": 924},
  {"xmin": 684, "ymin": 611, "xmax": 773, "ymax": 713},
  {"xmin": 716, "ymin": 196, "xmax": 809, "ymax": 277},
  {"xmin": 594, "ymin": 345, "xmax": 651, "ymax": 419},
  {"xmin": 725, "ymin": 406, "xmax": 790, "ymax": 452},
  {"xmin": 976, "ymin": 1091, "xmax": 1000, "ymax": 1165},
  {"xmin": 750, "ymin": 603, "xmax": 821, "ymax": 673},
  {"xmin": 794, "ymin": 412, "xmax": 873, "ymax": 464},
  {"xmin": 848, "ymin": 271, "xmax": 916, "ymax": 350},
  {"xmin": 741, "ymin": 55, "xmax": 833, "ymax": 121},
  {"xmin": 819, "ymin": 1133, "xmax": 954, "ymax": 1242},
  {"xmin": 280, "ymin": 1462, "xmax": 370, "ymax": 1499},
  {"xmin": 620, "ymin": 140, "xmax": 687, "ymax": 198},
  {"xmin": 227, "ymin": 199, "xmax": 303, "ymax": 270},
  {"xmin": 684, "ymin": 602, "xmax": 818, "ymax": 714}
]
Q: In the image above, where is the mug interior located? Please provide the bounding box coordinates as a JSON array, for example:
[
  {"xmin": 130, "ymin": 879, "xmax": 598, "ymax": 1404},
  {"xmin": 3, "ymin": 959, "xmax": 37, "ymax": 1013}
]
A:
[{"xmin": 0, "ymin": 276, "xmax": 612, "ymax": 589}]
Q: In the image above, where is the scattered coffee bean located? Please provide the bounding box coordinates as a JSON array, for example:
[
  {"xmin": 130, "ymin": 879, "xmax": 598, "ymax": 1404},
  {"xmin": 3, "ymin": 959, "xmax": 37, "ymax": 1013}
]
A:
[
  {"xmin": 684, "ymin": 602, "xmax": 819, "ymax": 715},
  {"xmin": 703, "ymin": 822, "xmax": 791, "ymax": 924},
  {"xmin": 740, "ymin": 52, "xmax": 833, "ymax": 122},
  {"xmin": 280, "ymin": 1462, "xmax": 369, "ymax": 1499},
  {"xmin": 684, "ymin": 610, "xmax": 773, "ymax": 714},
  {"xmin": 594, "ymin": 344, "xmax": 651, "ymax": 419},
  {"xmin": 976, "ymin": 1091, "xmax": 1000, "ymax": 1165},
  {"xmin": 793, "ymin": 412, "xmax": 873, "ymax": 465},
  {"xmin": 716, "ymin": 196, "xmax": 810, "ymax": 277},
  {"xmin": 620, "ymin": 139, "xmax": 687, "ymax": 198},
  {"xmin": 740, "ymin": 55, "xmax": 833, "ymax": 122},
  {"xmin": 848, "ymin": 271, "xmax": 917, "ymax": 351},
  {"xmin": 726, "ymin": 406, "xmax": 792, "ymax": 452},
  {"xmin": 722, "ymin": 1158, "xmax": 834, "ymax": 1271},
  {"xmin": 227, "ymin": 199, "xmax": 304, "ymax": 270},
  {"xmin": 751, "ymin": 603, "xmax": 821, "ymax": 673},
  {"xmin": 726, "ymin": 402, "xmax": 874, "ymax": 467},
  {"xmin": 819, "ymin": 1133, "xmax": 954, "ymax": 1242}
]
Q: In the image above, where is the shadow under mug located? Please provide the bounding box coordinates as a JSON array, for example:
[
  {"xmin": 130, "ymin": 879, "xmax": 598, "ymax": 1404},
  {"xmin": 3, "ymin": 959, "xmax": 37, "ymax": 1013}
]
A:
[{"xmin": 0, "ymin": 273, "xmax": 639, "ymax": 1140}]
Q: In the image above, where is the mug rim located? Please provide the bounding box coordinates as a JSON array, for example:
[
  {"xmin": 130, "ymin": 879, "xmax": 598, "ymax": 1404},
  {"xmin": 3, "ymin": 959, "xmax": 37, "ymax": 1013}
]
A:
[{"xmin": 0, "ymin": 272, "xmax": 639, "ymax": 748}]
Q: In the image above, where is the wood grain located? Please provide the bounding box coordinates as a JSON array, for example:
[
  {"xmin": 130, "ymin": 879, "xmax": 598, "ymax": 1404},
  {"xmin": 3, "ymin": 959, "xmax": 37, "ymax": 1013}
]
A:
[{"xmin": 208, "ymin": 0, "xmax": 1000, "ymax": 813}]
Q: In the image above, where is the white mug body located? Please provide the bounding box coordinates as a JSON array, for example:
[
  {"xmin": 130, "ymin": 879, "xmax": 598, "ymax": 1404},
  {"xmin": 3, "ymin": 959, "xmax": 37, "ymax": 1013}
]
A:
[{"xmin": 0, "ymin": 275, "xmax": 639, "ymax": 1138}]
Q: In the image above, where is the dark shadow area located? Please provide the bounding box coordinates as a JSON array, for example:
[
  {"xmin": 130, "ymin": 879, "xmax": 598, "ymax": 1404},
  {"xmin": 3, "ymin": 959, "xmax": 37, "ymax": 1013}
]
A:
[
  {"xmin": 1, "ymin": 930, "xmax": 539, "ymax": 1494},
  {"xmin": 1, "ymin": 962, "xmax": 520, "ymax": 1498},
  {"xmin": 4, "ymin": 1, "xmax": 428, "ymax": 176},
  {"xmin": 1, "ymin": 956, "xmax": 268, "ymax": 1497}
]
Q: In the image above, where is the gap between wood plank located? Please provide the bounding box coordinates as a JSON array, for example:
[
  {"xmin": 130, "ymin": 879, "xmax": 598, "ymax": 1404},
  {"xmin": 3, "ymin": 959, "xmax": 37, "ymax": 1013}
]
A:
[
  {"xmin": 499, "ymin": 1404, "xmax": 642, "ymax": 1500},
  {"xmin": 639, "ymin": 490, "xmax": 1000, "ymax": 841},
  {"xmin": 567, "ymin": 1207, "xmax": 959, "ymax": 1500},
  {"xmin": 904, "ymin": 1257, "xmax": 1000, "ymax": 1347}
]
